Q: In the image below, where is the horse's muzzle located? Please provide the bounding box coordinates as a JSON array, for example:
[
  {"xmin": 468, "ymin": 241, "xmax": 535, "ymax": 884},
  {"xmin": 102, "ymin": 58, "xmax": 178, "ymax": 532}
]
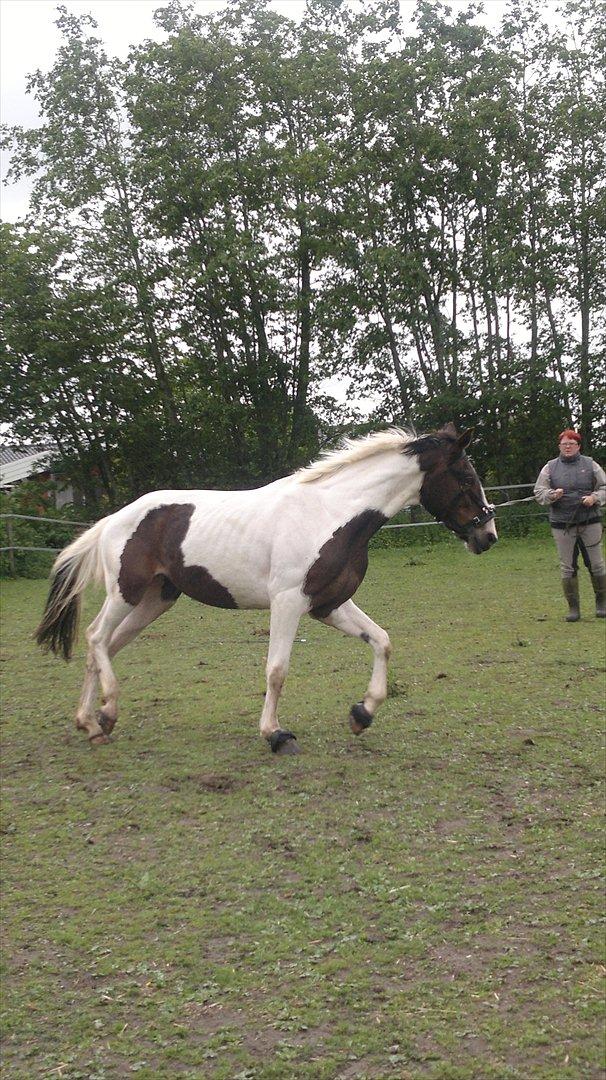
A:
[{"xmin": 466, "ymin": 526, "xmax": 498, "ymax": 555}]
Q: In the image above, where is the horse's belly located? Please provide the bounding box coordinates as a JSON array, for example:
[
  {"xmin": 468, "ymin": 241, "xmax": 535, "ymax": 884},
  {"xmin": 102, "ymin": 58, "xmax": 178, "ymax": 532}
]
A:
[
  {"xmin": 177, "ymin": 532, "xmax": 271, "ymax": 610},
  {"xmin": 182, "ymin": 572, "xmax": 270, "ymax": 610}
]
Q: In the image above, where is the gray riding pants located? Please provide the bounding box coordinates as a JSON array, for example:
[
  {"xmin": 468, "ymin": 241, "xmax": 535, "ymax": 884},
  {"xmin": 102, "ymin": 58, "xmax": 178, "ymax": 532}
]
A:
[{"xmin": 551, "ymin": 522, "xmax": 605, "ymax": 579}]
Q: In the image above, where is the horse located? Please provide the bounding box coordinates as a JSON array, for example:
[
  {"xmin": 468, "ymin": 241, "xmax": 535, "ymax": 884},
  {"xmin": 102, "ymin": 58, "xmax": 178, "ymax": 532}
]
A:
[{"xmin": 35, "ymin": 424, "xmax": 497, "ymax": 754}]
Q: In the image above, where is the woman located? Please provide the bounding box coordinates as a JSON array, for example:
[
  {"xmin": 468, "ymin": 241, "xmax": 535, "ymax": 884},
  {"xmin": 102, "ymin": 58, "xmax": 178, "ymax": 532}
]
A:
[{"xmin": 534, "ymin": 429, "xmax": 605, "ymax": 621}]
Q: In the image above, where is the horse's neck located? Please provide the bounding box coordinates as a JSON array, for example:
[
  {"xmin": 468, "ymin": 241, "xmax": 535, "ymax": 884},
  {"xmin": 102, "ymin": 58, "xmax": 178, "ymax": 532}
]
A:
[{"xmin": 314, "ymin": 451, "xmax": 422, "ymax": 520}]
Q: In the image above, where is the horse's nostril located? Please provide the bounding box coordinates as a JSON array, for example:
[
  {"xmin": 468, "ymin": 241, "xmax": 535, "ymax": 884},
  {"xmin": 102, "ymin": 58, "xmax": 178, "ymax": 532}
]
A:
[{"xmin": 487, "ymin": 533, "xmax": 498, "ymax": 546}]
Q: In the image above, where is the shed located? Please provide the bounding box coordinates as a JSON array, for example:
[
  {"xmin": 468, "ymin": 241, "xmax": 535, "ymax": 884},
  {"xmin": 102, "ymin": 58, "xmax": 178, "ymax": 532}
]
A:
[{"xmin": 0, "ymin": 446, "xmax": 74, "ymax": 508}]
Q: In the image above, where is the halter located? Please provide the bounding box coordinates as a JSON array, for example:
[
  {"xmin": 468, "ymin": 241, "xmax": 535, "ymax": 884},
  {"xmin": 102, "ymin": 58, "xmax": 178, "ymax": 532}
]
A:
[
  {"xmin": 439, "ymin": 488, "xmax": 495, "ymax": 538},
  {"xmin": 432, "ymin": 467, "xmax": 496, "ymax": 539}
]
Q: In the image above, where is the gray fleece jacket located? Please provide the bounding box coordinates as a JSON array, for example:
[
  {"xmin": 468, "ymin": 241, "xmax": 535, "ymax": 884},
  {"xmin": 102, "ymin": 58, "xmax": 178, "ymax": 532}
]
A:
[{"xmin": 534, "ymin": 453, "xmax": 606, "ymax": 526}]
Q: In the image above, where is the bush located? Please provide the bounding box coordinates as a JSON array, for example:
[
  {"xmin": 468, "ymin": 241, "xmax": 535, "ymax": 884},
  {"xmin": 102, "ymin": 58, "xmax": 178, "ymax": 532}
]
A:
[{"xmin": 0, "ymin": 482, "xmax": 94, "ymax": 578}]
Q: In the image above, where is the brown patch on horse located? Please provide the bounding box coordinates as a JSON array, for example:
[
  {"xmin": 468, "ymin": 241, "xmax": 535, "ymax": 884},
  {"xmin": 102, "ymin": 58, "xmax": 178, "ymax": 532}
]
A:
[
  {"xmin": 304, "ymin": 510, "xmax": 387, "ymax": 618},
  {"xmin": 118, "ymin": 504, "xmax": 237, "ymax": 609},
  {"xmin": 407, "ymin": 427, "xmax": 480, "ymax": 528},
  {"xmin": 407, "ymin": 426, "xmax": 462, "ymax": 473}
]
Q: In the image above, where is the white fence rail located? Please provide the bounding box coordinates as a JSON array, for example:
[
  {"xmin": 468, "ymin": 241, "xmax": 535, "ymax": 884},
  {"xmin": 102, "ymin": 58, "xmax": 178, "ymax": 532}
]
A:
[
  {"xmin": 0, "ymin": 513, "xmax": 94, "ymax": 574},
  {"xmin": 1, "ymin": 486, "xmax": 545, "ymax": 573}
]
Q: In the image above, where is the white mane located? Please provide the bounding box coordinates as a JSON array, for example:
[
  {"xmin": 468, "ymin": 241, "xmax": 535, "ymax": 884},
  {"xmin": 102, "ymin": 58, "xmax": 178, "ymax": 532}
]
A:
[{"xmin": 296, "ymin": 428, "xmax": 416, "ymax": 484}]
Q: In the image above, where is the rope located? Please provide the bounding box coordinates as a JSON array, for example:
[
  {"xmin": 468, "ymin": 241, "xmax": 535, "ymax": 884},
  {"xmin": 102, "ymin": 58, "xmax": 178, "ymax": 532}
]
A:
[
  {"xmin": 484, "ymin": 483, "xmax": 534, "ymax": 492},
  {"xmin": 383, "ymin": 494, "xmax": 541, "ymax": 529},
  {"xmin": 490, "ymin": 495, "xmax": 537, "ymax": 508}
]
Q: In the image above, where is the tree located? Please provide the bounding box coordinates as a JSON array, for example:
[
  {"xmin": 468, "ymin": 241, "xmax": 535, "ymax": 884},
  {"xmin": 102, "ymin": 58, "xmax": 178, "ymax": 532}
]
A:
[{"xmin": 2, "ymin": 0, "xmax": 603, "ymax": 500}]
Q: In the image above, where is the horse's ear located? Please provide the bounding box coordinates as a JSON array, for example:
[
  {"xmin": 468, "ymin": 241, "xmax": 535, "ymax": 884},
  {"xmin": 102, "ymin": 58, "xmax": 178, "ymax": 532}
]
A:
[
  {"xmin": 458, "ymin": 428, "xmax": 474, "ymax": 450},
  {"xmin": 442, "ymin": 421, "xmax": 457, "ymax": 437}
]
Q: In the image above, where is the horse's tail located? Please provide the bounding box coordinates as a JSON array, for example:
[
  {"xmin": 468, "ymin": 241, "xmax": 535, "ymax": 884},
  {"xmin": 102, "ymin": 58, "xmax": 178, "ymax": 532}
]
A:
[{"xmin": 35, "ymin": 516, "xmax": 109, "ymax": 660}]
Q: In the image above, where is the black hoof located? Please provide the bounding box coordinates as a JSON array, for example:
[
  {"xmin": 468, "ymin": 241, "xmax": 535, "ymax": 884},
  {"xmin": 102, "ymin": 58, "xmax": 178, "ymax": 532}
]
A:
[
  {"xmin": 97, "ymin": 710, "xmax": 116, "ymax": 735},
  {"xmin": 269, "ymin": 729, "xmax": 299, "ymax": 755},
  {"xmin": 349, "ymin": 703, "xmax": 373, "ymax": 735}
]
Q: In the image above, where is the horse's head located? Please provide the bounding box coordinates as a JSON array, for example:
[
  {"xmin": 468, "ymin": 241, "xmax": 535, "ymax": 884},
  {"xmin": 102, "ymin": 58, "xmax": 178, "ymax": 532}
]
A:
[{"xmin": 409, "ymin": 424, "xmax": 497, "ymax": 554}]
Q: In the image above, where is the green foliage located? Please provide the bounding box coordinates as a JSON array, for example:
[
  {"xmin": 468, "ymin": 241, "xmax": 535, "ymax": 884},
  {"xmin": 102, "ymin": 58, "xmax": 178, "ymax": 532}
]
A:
[
  {"xmin": 0, "ymin": 483, "xmax": 91, "ymax": 578},
  {"xmin": 2, "ymin": 0, "xmax": 604, "ymax": 499}
]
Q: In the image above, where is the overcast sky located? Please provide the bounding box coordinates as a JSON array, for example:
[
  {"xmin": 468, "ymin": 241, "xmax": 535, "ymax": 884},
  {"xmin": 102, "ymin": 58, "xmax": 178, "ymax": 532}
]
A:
[{"xmin": 0, "ymin": 0, "xmax": 533, "ymax": 221}]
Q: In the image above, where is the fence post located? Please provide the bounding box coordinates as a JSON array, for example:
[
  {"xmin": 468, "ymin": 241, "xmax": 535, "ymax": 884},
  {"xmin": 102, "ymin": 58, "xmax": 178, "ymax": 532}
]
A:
[{"xmin": 6, "ymin": 518, "xmax": 17, "ymax": 576}]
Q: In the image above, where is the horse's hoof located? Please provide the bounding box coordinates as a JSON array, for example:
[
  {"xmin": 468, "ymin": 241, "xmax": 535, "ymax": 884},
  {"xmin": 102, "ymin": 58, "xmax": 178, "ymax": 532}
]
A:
[
  {"xmin": 269, "ymin": 729, "xmax": 299, "ymax": 755},
  {"xmin": 277, "ymin": 738, "xmax": 300, "ymax": 756},
  {"xmin": 97, "ymin": 710, "xmax": 116, "ymax": 735},
  {"xmin": 349, "ymin": 702, "xmax": 373, "ymax": 735},
  {"xmin": 89, "ymin": 732, "xmax": 110, "ymax": 746}
]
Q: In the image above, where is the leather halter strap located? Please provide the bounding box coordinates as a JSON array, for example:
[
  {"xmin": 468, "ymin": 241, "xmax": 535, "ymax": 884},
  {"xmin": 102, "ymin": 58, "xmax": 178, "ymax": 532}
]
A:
[{"xmin": 438, "ymin": 470, "xmax": 495, "ymax": 539}]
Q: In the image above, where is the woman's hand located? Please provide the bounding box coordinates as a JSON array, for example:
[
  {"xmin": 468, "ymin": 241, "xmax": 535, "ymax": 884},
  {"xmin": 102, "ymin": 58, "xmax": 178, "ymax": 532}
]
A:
[
  {"xmin": 581, "ymin": 493, "xmax": 598, "ymax": 507},
  {"xmin": 550, "ymin": 488, "xmax": 564, "ymax": 502}
]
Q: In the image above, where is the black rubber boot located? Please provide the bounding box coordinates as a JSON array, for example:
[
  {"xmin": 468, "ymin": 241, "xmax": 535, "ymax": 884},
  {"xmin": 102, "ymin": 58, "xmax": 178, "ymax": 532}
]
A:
[
  {"xmin": 562, "ymin": 578, "xmax": 580, "ymax": 622},
  {"xmin": 590, "ymin": 573, "xmax": 606, "ymax": 618}
]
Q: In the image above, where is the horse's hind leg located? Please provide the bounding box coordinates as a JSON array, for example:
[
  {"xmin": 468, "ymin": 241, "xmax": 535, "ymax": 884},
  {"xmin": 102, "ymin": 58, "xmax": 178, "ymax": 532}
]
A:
[
  {"xmin": 80, "ymin": 591, "xmax": 132, "ymax": 742},
  {"xmin": 76, "ymin": 579, "xmax": 179, "ymax": 743},
  {"xmin": 76, "ymin": 596, "xmax": 122, "ymax": 741},
  {"xmin": 108, "ymin": 576, "xmax": 179, "ymax": 658},
  {"xmin": 103, "ymin": 577, "xmax": 180, "ymax": 733},
  {"xmin": 318, "ymin": 600, "xmax": 391, "ymax": 735}
]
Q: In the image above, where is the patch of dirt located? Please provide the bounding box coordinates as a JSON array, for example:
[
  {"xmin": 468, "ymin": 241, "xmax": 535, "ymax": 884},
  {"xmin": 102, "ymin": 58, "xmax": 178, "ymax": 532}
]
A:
[
  {"xmin": 428, "ymin": 940, "xmax": 498, "ymax": 979},
  {"xmin": 427, "ymin": 928, "xmax": 548, "ymax": 992},
  {"xmin": 241, "ymin": 1022, "xmax": 332, "ymax": 1065},
  {"xmin": 258, "ymin": 835, "xmax": 297, "ymax": 854},
  {"xmin": 182, "ymin": 1001, "xmax": 245, "ymax": 1034},
  {"xmin": 280, "ymin": 868, "xmax": 302, "ymax": 884},
  {"xmin": 433, "ymin": 816, "xmax": 470, "ymax": 836},
  {"xmin": 335, "ymin": 1054, "xmax": 383, "ymax": 1079},
  {"xmin": 162, "ymin": 772, "xmax": 241, "ymax": 793},
  {"xmin": 196, "ymin": 773, "xmax": 239, "ymax": 792},
  {"xmin": 471, "ymin": 656, "xmax": 518, "ymax": 665},
  {"xmin": 339, "ymin": 877, "xmax": 363, "ymax": 895}
]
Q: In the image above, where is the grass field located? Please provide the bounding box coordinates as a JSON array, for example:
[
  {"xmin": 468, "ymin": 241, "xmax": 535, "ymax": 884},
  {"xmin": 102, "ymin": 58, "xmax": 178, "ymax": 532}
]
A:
[{"xmin": 1, "ymin": 536, "xmax": 605, "ymax": 1079}]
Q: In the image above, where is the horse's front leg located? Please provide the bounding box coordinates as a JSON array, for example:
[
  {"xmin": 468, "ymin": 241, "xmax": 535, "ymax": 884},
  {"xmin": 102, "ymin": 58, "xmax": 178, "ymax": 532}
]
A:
[
  {"xmin": 318, "ymin": 599, "xmax": 391, "ymax": 734},
  {"xmin": 260, "ymin": 589, "xmax": 307, "ymax": 755}
]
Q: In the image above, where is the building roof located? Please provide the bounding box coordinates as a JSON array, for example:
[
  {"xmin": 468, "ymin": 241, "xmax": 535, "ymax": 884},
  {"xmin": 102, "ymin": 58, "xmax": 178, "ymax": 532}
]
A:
[
  {"xmin": 0, "ymin": 446, "xmax": 42, "ymax": 466},
  {"xmin": 0, "ymin": 447, "xmax": 53, "ymax": 487}
]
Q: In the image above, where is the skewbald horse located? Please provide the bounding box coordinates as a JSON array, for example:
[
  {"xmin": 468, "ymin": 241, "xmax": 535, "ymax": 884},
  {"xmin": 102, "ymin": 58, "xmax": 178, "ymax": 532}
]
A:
[{"xmin": 36, "ymin": 425, "xmax": 497, "ymax": 754}]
